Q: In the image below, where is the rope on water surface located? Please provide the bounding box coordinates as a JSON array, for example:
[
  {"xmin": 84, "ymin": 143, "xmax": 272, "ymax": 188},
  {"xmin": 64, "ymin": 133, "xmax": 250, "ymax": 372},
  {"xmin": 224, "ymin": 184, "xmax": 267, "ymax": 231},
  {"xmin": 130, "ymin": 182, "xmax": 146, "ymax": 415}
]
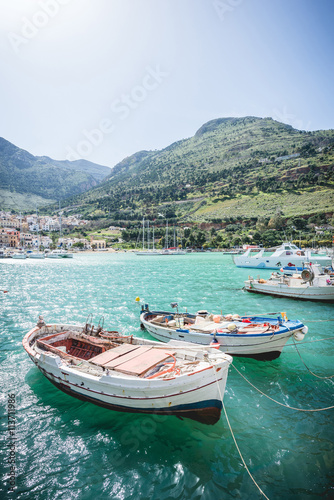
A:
[
  {"xmin": 303, "ymin": 319, "xmax": 334, "ymax": 322},
  {"xmin": 215, "ymin": 371, "xmax": 270, "ymax": 500},
  {"xmin": 284, "ymin": 336, "xmax": 334, "ymax": 346},
  {"xmin": 231, "ymin": 364, "xmax": 334, "ymax": 412},
  {"xmin": 292, "ymin": 339, "xmax": 334, "ymax": 379}
]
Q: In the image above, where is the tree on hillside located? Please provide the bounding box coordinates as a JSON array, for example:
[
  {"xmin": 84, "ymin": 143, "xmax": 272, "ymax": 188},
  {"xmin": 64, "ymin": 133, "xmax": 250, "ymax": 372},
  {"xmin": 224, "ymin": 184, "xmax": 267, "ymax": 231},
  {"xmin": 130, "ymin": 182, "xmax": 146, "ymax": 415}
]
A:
[
  {"xmin": 268, "ymin": 214, "xmax": 284, "ymax": 230},
  {"xmin": 256, "ymin": 216, "xmax": 267, "ymax": 232}
]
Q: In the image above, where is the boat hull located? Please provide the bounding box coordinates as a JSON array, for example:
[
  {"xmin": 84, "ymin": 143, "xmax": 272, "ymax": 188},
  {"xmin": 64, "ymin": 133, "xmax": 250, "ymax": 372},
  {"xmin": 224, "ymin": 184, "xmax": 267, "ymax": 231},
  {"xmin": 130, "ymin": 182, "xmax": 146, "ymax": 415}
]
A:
[
  {"xmin": 244, "ymin": 281, "xmax": 334, "ymax": 302},
  {"xmin": 23, "ymin": 325, "xmax": 231, "ymax": 425}
]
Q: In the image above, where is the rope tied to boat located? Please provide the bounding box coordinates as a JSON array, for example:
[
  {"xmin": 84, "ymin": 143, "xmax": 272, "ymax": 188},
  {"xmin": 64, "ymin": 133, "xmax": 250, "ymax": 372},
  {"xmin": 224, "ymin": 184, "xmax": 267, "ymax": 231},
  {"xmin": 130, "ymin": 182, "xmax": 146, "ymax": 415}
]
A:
[
  {"xmin": 231, "ymin": 364, "xmax": 334, "ymax": 412},
  {"xmin": 214, "ymin": 370, "xmax": 270, "ymax": 500},
  {"xmin": 292, "ymin": 338, "xmax": 334, "ymax": 379}
]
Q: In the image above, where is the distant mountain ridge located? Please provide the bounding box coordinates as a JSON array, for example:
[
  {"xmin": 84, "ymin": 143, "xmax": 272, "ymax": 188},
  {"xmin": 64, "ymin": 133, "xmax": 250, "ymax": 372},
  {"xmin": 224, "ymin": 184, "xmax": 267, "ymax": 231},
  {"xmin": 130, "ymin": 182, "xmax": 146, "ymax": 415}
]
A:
[
  {"xmin": 0, "ymin": 137, "xmax": 111, "ymax": 209},
  {"xmin": 69, "ymin": 116, "xmax": 334, "ymax": 221}
]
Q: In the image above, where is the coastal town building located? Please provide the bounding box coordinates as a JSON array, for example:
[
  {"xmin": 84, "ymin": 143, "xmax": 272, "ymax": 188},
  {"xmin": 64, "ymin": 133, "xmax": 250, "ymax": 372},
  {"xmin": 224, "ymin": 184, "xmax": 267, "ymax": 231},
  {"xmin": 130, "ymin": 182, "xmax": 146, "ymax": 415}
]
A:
[
  {"xmin": 90, "ymin": 236, "xmax": 106, "ymax": 250},
  {"xmin": 0, "ymin": 228, "xmax": 20, "ymax": 247}
]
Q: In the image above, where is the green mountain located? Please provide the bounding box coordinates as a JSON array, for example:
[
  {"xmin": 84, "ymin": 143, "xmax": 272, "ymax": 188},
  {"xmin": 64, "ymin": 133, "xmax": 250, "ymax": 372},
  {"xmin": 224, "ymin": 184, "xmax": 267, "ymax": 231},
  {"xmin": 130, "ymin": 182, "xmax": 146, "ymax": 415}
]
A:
[
  {"xmin": 0, "ymin": 138, "xmax": 111, "ymax": 210},
  {"xmin": 69, "ymin": 116, "xmax": 334, "ymax": 222}
]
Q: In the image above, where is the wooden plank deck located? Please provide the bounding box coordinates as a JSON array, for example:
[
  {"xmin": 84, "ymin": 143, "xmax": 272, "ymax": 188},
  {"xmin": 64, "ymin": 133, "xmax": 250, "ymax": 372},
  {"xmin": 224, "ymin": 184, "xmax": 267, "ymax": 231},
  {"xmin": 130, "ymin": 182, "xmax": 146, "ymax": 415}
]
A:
[
  {"xmin": 90, "ymin": 344, "xmax": 140, "ymax": 366},
  {"xmin": 114, "ymin": 349, "xmax": 175, "ymax": 376},
  {"xmin": 104, "ymin": 346, "xmax": 152, "ymax": 369}
]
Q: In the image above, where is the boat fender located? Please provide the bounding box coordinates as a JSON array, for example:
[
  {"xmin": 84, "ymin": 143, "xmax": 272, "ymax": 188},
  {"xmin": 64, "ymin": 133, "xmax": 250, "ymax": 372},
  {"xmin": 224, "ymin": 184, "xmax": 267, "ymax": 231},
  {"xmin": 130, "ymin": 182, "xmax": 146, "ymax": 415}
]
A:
[
  {"xmin": 227, "ymin": 323, "xmax": 237, "ymax": 332},
  {"xmin": 301, "ymin": 326, "xmax": 308, "ymax": 335},
  {"xmin": 294, "ymin": 330, "xmax": 305, "ymax": 341},
  {"xmin": 213, "ymin": 315, "xmax": 221, "ymax": 323},
  {"xmin": 210, "ymin": 339, "xmax": 220, "ymax": 349}
]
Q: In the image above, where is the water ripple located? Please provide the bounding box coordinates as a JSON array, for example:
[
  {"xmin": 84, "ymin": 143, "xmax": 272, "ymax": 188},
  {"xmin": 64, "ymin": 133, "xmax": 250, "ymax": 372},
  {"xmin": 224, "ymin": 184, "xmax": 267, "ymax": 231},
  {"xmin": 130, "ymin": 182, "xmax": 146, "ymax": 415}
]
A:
[{"xmin": 0, "ymin": 253, "xmax": 333, "ymax": 499}]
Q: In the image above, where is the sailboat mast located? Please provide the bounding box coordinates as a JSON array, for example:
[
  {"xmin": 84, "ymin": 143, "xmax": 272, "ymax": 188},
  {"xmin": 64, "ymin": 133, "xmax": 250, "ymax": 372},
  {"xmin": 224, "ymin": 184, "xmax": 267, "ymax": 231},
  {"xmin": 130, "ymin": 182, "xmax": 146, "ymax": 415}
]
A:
[
  {"xmin": 147, "ymin": 220, "xmax": 150, "ymax": 251},
  {"xmin": 142, "ymin": 218, "xmax": 145, "ymax": 250},
  {"xmin": 59, "ymin": 201, "xmax": 62, "ymax": 238},
  {"xmin": 36, "ymin": 205, "xmax": 39, "ymax": 253},
  {"xmin": 165, "ymin": 221, "xmax": 168, "ymax": 249},
  {"xmin": 19, "ymin": 212, "xmax": 22, "ymax": 247},
  {"xmin": 152, "ymin": 225, "xmax": 155, "ymax": 251}
]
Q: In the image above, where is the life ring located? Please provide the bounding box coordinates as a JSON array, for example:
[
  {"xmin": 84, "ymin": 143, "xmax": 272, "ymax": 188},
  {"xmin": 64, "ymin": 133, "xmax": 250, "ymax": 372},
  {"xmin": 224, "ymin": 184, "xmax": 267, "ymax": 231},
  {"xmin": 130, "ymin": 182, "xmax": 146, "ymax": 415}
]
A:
[{"xmin": 296, "ymin": 251, "xmax": 301, "ymax": 256}]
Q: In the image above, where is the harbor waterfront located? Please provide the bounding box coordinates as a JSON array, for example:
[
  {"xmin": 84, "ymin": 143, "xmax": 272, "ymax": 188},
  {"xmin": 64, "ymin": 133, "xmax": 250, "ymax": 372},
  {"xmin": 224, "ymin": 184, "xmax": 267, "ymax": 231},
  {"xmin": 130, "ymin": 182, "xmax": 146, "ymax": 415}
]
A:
[{"xmin": 1, "ymin": 252, "xmax": 333, "ymax": 499}]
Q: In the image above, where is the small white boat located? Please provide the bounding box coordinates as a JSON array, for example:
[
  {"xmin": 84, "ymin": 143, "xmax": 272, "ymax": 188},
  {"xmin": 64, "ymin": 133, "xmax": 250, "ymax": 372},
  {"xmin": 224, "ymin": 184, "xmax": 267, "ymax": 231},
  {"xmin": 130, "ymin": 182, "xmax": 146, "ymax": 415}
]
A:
[
  {"xmin": 28, "ymin": 252, "xmax": 45, "ymax": 259},
  {"xmin": 46, "ymin": 249, "xmax": 73, "ymax": 259},
  {"xmin": 233, "ymin": 242, "xmax": 332, "ymax": 269},
  {"xmin": 23, "ymin": 318, "xmax": 232, "ymax": 425},
  {"xmin": 160, "ymin": 248, "xmax": 187, "ymax": 255},
  {"xmin": 140, "ymin": 304, "xmax": 308, "ymax": 360},
  {"xmin": 12, "ymin": 249, "xmax": 27, "ymax": 259},
  {"xmin": 136, "ymin": 250, "xmax": 162, "ymax": 256},
  {"xmin": 244, "ymin": 263, "xmax": 334, "ymax": 302}
]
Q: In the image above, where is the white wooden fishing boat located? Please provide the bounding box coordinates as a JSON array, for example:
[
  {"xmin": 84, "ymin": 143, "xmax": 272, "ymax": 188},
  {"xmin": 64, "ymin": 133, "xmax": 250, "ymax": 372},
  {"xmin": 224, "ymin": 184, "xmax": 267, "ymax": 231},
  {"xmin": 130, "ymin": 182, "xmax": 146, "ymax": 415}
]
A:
[
  {"xmin": 233, "ymin": 242, "xmax": 332, "ymax": 269},
  {"xmin": 23, "ymin": 318, "xmax": 232, "ymax": 425},
  {"xmin": 244, "ymin": 263, "xmax": 334, "ymax": 302},
  {"xmin": 140, "ymin": 304, "xmax": 308, "ymax": 360}
]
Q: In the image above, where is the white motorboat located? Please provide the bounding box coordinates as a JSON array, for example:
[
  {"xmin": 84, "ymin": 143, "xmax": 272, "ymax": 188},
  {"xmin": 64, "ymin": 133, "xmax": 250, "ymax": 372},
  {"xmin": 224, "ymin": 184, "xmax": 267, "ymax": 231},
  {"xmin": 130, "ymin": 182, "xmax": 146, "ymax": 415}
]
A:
[
  {"xmin": 12, "ymin": 249, "xmax": 27, "ymax": 259},
  {"xmin": 160, "ymin": 248, "xmax": 187, "ymax": 255},
  {"xmin": 0, "ymin": 248, "xmax": 8, "ymax": 258},
  {"xmin": 244, "ymin": 263, "xmax": 334, "ymax": 302},
  {"xmin": 29, "ymin": 252, "xmax": 45, "ymax": 259},
  {"xmin": 46, "ymin": 249, "xmax": 73, "ymax": 259},
  {"xmin": 23, "ymin": 318, "xmax": 232, "ymax": 425},
  {"xmin": 140, "ymin": 304, "xmax": 308, "ymax": 361},
  {"xmin": 233, "ymin": 242, "xmax": 332, "ymax": 269}
]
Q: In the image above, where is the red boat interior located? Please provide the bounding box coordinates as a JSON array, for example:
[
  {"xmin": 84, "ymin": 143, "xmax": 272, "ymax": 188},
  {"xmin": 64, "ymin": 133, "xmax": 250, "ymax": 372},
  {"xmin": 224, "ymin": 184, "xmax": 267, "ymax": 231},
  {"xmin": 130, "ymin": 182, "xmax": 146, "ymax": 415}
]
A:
[{"xmin": 37, "ymin": 333, "xmax": 105, "ymax": 360}]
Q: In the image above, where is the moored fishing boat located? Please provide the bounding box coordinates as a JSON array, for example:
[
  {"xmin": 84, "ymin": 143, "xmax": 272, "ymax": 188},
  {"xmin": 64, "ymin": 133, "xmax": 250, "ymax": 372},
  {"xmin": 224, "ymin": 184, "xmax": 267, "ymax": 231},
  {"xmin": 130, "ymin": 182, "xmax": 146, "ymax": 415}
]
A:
[
  {"xmin": 140, "ymin": 304, "xmax": 308, "ymax": 360},
  {"xmin": 244, "ymin": 263, "xmax": 334, "ymax": 302},
  {"xmin": 23, "ymin": 317, "xmax": 232, "ymax": 425}
]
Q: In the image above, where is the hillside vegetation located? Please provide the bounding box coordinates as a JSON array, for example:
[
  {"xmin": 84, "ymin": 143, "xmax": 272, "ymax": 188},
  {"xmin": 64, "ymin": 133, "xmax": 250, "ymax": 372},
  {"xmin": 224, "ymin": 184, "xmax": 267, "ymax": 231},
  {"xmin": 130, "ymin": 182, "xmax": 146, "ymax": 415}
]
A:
[
  {"xmin": 68, "ymin": 117, "xmax": 334, "ymax": 222},
  {"xmin": 0, "ymin": 138, "xmax": 111, "ymax": 210}
]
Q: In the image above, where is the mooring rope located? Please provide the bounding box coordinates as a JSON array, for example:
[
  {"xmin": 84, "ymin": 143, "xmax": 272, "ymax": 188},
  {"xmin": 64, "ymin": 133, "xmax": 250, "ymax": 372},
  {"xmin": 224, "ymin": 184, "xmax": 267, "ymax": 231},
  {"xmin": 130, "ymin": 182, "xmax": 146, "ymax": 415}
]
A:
[
  {"xmin": 222, "ymin": 403, "xmax": 270, "ymax": 500},
  {"xmin": 292, "ymin": 338, "xmax": 334, "ymax": 379},
  {"xmin": 284, "ymin": 336, "xmax": 334, "ymax": 346},
  {"xmin": 214, "ymin": 371, "xmax": 270, "ymax": 499},
  {"xmin": 231, "ymin": 364, "xmax": 334, "ymax": 412},
  {"xmin": 303, "ymin": 319, "xmax": 334, "ymax": 322}
]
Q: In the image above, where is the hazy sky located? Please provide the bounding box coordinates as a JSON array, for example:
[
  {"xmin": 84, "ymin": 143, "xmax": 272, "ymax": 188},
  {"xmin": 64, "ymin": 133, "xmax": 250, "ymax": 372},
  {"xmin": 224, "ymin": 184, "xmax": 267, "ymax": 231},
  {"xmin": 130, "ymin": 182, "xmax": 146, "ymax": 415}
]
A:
[{"xmin": 0, "ymin": 0, "xmax": 333, "ymax": 169}]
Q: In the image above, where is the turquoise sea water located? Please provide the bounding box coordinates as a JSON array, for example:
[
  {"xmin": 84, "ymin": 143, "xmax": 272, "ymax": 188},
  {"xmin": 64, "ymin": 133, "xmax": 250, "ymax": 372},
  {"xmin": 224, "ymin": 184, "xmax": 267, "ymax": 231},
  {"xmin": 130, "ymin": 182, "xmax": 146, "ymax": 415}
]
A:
[{"xmin": 0, "ymin": 253, "xmax": 333, "ymax": 499}]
